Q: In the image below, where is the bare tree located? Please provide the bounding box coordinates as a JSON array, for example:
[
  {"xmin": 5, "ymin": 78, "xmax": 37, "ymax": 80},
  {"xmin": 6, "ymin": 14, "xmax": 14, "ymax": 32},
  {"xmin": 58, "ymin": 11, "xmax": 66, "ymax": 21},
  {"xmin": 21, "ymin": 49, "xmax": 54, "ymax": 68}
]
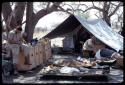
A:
[
  {"xmin": 2, "ymin": 2, "xmax": 62, "ymax": 42},
  {"xmin": 75, "ymin": 1, "xmax": 123, "ymax": 26},
  {"xmin": 2, "ymin": 2, "xmax": 123, "ymax": 42},
  {"xmin": 24, "ymin": 2, "xmax": 62, "ymax": 42},
  {"xmin": 59, "ymin": 2, "xmax": 123, "ymax": 27},
  {"xmin": 2, "ymin": 2, "xmax": 25, "ymax": 35}
]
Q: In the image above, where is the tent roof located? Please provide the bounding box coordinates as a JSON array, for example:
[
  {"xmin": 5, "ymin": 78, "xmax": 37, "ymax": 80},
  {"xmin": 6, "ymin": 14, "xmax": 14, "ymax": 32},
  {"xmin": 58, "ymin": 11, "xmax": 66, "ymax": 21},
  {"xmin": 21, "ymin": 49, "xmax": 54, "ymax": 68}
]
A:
[
  {"xmin": 43, "ymin": 15, "xmax": 81, "ymax": 39},
  {"xmin": 44, "ymin": 14, "xmax": 123, "ymax": 52}
]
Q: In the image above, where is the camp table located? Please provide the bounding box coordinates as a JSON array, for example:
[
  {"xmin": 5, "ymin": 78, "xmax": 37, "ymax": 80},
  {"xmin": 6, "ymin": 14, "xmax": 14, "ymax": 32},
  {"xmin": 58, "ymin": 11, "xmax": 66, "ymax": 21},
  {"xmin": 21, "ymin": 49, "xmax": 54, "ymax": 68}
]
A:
[
  {"xmin": 39, "ymin": 66, "xmax": 123, "ymax": 83},
  {"xmin": 38, "ymin": 55, "xmax": 123, "ymax": 84}
]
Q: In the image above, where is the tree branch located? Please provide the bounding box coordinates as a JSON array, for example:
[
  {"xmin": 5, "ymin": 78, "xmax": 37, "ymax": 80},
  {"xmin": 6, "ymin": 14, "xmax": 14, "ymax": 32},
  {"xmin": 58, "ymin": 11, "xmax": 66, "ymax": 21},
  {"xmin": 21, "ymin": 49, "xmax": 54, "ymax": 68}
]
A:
[
  {"xmin": 14, "ymin": 2, "xmax": 26, "ymax": 25},
  {"xmin": 61, "ymin": 3, "xmax": 74, "ymax": 11},
  {"xmin": 82, "ymin": 6, "xmax": 103, "ymax": 13},
  {"xmin": 109, "ymin": 2, "xmax": 122, "ymax": 17},
  {"xmin": 35, "ymin": 2, "xmax": 62, "ymax": 21},
  {"xmin": 57, "ymin": 6, "xmax": 72, "ymax": 14},
  {"xmin": 92, "ymin": 1, "xmax": 95, "ymax": 7},
  {"xmin": 107, "ymin": 2, "xmax": 111, "ymax": 12},
  {"xmin": 2, "ymin": 2, "xmax": 12, "ymax": 23},
  {"xmin": 77, "ymin": 3, "xmax": 88, "ymax": 8},
  {"xmin": 46, "ymin": 2, "xmax": 50, "ymax": 10}
]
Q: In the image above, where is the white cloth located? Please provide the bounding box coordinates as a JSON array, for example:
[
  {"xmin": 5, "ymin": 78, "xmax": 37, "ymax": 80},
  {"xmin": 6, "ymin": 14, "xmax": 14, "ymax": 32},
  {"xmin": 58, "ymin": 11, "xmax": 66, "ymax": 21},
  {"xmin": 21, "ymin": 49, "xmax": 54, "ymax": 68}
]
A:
[
  {"xmin": 83, "ymin": 39, "xmax": 94, "ymax": 51},
  {"xmin": 95, "ymin": 49, "xmax": 101, "ymax": 60}
]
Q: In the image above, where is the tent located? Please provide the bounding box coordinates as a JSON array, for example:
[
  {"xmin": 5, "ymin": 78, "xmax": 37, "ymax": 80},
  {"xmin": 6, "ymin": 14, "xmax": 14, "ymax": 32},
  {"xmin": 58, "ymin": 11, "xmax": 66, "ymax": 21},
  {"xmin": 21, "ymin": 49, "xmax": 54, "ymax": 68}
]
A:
[{"xmin": 44, "ymin": 14, "xmax": 123, "ymax": 52}]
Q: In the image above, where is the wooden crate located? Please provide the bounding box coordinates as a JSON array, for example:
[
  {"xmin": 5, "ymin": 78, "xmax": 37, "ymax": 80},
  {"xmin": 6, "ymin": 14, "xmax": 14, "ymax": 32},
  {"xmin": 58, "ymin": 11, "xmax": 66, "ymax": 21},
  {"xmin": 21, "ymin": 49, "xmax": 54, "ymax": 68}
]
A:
[
  {"xmin": 29, "ymin": 46, "xmax": 36, "ymax": 70},
  {"xmin": 34, "ymin": 45, "xmax": 39, "ymax": 66},
  {"xmin": 37, "ymin": 43, "xmax": 42, "ymax": 65},
  {"xmin": 48, "ymin": 47, "xmax": 52, "ymax": 59},
  {"xmin": 46, "ymin": 41, "xmax": 52, "ymax": 60},
  {"xmin": 40, "ymin": 43, "xmax": 45, "ymax": 65},
  {"xmin": 17, "ymin": 49, "xmax": 31, "ymax": 71}
]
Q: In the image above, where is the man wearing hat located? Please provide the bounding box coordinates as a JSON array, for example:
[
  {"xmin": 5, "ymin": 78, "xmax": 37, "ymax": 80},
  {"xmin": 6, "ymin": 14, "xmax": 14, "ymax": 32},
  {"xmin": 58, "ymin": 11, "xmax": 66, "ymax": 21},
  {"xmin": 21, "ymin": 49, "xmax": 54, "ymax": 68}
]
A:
[
  {"xmin": 83, "ymin": 36, "xmax": 106, "ymax": 57},
  {"xmin": 8, "ymin": 26, "xmax": 30, "ymax": 75}
]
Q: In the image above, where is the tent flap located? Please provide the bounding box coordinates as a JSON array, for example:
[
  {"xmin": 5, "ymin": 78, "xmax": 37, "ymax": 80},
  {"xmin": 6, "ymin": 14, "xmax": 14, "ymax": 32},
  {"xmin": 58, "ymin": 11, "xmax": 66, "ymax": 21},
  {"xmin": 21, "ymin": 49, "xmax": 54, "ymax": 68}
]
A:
[
  {"xmin": 44, "ymin": 14, "xmax": 123, "ymax": 52},
  {"xmin": 75, "ymin": 15, "xmax": 123, "ymax": 52}
]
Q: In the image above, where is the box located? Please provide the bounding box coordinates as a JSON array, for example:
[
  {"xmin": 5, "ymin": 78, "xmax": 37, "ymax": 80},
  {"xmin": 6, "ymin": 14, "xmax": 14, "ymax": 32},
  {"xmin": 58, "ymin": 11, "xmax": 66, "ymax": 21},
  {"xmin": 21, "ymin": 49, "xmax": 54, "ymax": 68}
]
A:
[
  {"xmin": 39, "ymin": 44, "xmax": 44, "ymax": 65},
  {"xmin": 17, "ymin": 49, "xmax": 31, "ymax": 71},
  {"xmin": 34, "ymin": 45, "xmax": 39, "ymax": 66},
  {"xmin": 29, "ymin": 46, "xmax": 36, "ymax": 70},
  {"xmin": 46, "ymin": 41, "xmax": 52, "ymax": 60},
  {"xmin": 37, "ymin": 43, "xmax": 42, "ymax": 65}
]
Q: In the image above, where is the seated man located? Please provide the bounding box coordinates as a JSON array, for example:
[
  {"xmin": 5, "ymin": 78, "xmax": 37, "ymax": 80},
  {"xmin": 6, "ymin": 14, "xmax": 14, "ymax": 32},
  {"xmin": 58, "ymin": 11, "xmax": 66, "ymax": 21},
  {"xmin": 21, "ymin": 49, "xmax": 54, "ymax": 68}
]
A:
[
  {"xmin": 95, "ymin": 48, "xmax": 123, "ymax": 67},
  {"xmin": 83, "ymin": 36, "xmax": 105, "ymax": 57}
]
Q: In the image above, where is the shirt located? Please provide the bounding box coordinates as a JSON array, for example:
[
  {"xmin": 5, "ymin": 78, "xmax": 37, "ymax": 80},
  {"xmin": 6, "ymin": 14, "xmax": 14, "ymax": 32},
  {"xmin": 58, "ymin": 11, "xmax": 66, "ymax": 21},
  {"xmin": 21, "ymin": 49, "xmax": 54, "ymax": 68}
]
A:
[
  {"xmin": 8, "ymin": 29, "xmax": 22, "ymax": 44},
  {"xmin": 95, "ymin": 48, "xmax": 115, "ymax": 60}
]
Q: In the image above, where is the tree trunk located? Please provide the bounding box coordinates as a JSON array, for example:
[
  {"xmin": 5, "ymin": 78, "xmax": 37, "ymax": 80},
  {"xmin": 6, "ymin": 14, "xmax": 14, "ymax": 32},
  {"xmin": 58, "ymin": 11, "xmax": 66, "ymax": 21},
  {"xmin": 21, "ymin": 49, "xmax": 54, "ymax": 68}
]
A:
[
  {"xmin": 14, "ymin": 2, "xmax": 26, "ymax": 25},
  {"xmin": 2, "ymin": 2, "xmax": 13, "ymax": 32},
  {"xmin": 2, "ymin": 2, "xmax": 25, "ymax": 31},
  {"xmin": 104, "ymin": 16, "xmax": 111, "ymax": 27},
  {"xmin": 103, "ymin": 11, "xmax": 111, "ymax": 27},
  {"xmin": 25, "ymin": 2, "xmax": 35, "ymax": 42},
  {"xmin": 25, "ymin": 2, "xmax": 62, "ymax": 42}
]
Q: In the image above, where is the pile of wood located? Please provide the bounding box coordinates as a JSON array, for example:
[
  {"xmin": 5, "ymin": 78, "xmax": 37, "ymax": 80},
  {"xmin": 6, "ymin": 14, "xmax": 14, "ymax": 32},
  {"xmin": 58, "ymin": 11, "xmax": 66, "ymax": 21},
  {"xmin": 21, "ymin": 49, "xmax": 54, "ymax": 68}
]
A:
[{"xmin": 17, "ymin": 38, "xmax": 52, "ymax": 71}]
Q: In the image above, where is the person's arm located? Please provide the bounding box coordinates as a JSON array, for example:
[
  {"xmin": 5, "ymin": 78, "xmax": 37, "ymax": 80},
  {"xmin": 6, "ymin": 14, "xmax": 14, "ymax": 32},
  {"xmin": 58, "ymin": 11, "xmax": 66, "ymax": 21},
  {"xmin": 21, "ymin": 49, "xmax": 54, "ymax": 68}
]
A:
[
  {"xmin": 111, "ymin": 53, "xmax": 123, "ymax": 67},
  {"xmin": 116, "ymin": 56, "xmax": 123, "ymax": 67}
]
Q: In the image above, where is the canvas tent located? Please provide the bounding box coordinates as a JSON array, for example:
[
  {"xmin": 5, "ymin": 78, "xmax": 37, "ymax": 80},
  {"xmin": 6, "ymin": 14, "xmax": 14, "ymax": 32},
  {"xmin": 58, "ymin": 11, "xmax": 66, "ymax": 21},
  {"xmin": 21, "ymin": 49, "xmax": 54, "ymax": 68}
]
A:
[{"xmin": 44, "ymin": 14, "xmax": 123, "ymax": 52}]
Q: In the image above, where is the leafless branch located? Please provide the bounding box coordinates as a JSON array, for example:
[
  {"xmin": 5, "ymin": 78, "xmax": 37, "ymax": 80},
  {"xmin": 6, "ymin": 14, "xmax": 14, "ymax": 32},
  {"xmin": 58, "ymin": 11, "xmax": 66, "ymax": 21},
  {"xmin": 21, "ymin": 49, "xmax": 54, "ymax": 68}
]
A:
[
  {"xmin": 60, "ymin": 3, "xmax": 74, "ymax": 12},
  {"xmin": 111, "ymin": 2, "xmax": 123, "ymax": 7},
  {"xmin": 92, "ymin": 1, "xmax": 95, "ymax": 7},
  {"xmin": 82, "ymin": 6, "xmax": 103, "ymax": 13},
  {"xmin": 107, "ymin": 2, "xmax": 111, "ymax": 11},
  {"xmin": 78, "ymin": 3, "xmax": 88, "ymax": 8},
  {"xmin": 46, "ymin": 2, "xmax": 50, "ymax": 10},
  {"xmin": 57, "ymin": 6, "xmax": 72, "ymax": 14},
  {"xmin": 109, "ymin": 2, "xmax": 122, "ymax": 17},
  {"xmin": 35, "ymin": 2, "xmax": 62, "ymax": 22},
  {"xmin": 95, "ymin": 13, "xmax": 100, "ymax": 18}
]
